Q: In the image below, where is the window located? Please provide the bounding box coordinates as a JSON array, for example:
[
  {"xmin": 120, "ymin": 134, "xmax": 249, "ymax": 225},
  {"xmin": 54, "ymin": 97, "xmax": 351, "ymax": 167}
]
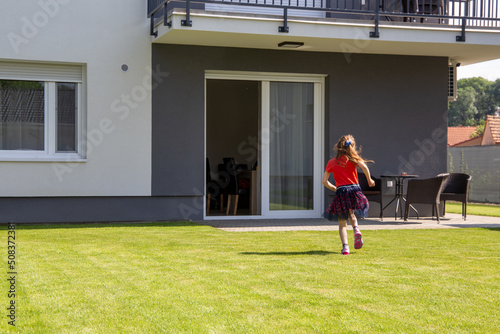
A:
[
  {"xmin": 57, "ymin": 82, "xmax": 77, "ymax": 152},
  {"xmin": 0, "ymin": 61, "xmax": 84, "ymax": 161},
  {"xmin": 0, "ymin": 80, "xmax": 45, "ymax": 151}
]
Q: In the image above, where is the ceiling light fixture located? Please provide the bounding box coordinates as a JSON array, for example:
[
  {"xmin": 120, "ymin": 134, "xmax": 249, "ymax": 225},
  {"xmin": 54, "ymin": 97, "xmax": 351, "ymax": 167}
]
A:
[{"xmin": 278, "ymin": 41, "xmax": 304, "ymax": 48}]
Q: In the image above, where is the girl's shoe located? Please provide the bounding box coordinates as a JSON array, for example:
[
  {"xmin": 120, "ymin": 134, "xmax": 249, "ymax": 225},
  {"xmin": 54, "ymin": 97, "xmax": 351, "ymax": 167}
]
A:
[
  {"xmin": 341, "ymin": 245, "xmax": 350, "ymax": 255},
  {"xmin": 354, "ymin": 230, "xmax": 363, "ymax": 249}
]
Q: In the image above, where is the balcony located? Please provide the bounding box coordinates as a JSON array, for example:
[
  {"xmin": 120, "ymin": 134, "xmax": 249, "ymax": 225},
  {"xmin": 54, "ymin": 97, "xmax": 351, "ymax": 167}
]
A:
[{"xmin": 148, "ymin": 0, "xmax": 500, "ymax": 64}]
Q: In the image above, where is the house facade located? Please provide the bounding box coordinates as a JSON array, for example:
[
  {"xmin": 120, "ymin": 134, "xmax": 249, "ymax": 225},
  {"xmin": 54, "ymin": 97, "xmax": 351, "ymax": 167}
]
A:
[{"xmin": 1, "ymin": 0, "xmax": 499, "ymax": 222}]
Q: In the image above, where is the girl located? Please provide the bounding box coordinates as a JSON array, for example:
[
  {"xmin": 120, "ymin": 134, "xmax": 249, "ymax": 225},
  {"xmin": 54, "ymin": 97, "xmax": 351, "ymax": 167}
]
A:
[{"xmin": 323, "ymin": 135, "xmax": 375, "ymax": 255}]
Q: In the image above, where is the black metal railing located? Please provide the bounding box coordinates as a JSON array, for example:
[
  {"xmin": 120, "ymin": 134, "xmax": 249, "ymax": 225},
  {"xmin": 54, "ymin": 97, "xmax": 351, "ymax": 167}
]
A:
[{"xmin": 148, "ymin": 0, "xmax": 500, "ymax": 40}]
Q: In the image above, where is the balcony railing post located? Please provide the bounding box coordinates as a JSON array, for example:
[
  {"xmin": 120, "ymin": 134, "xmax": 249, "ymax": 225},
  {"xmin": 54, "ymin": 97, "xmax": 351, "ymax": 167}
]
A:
[
  {"xmin": 457, "ymin": 0, "xmax": 468, "ymax": 42},
  {"xmin": 370, "ymin": 0, "xmax": 380, "ymax": 38},
  {"xmin": 150, "ymin": 13, "xmax": 158, "ymax": 37},
  {"xmin": 279, "ymin": 7, "xmax": 289, "ymax": 33},
  {"xmin": 164, "ymin": 2, "xmax": 172, "ymax": 27},
  {"xmin": 182, "ymin": 0, "xmax": 193, "ymax": 27}
]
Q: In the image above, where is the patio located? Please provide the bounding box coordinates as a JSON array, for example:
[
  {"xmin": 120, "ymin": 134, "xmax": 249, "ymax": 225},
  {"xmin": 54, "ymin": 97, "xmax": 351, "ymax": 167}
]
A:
[{"xmin": 198, "ymin": 213, "xmax": 500, "ymax": 231}]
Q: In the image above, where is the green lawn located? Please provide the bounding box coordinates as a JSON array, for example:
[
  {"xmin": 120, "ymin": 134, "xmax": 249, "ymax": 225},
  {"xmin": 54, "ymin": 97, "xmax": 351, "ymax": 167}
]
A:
[
  {"xmin": 2, "ymin": 222, "xmax": 499, "ymax": 333},
  {"xmin": 445, "ymin": 202, "xmax": 500, "ymax": 217}
]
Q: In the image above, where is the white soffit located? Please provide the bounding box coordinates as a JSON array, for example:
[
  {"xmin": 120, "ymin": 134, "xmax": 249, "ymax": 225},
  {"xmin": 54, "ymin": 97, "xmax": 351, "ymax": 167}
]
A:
[{"xmin": 153, "ymin": 12, "xmax": 500, "ymax": 65}]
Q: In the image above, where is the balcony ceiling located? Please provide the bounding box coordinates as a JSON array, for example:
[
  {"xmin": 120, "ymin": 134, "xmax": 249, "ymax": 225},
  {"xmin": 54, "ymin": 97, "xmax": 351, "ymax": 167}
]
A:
[{"xmin": 153, "ymin": 11, "xmax": 500, "ymax": 66}]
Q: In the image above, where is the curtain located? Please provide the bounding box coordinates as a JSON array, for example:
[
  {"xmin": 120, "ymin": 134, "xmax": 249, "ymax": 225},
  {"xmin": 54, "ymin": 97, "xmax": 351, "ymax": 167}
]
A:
[{"xmin": 269, "ymin": 82, "xmax": 314, "ymax": 210}]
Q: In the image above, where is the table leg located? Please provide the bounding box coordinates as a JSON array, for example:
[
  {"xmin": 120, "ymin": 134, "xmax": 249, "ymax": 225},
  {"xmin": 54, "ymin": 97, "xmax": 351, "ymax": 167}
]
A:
[
  {"xmin": 250, "ymin": 171, "xmax": 256, "ymax": 215},
  {"xmin": 382, "ymin": 194, "xmax": 398, "ymax": 219},
  {"xmin": 400, "ymin": 179, "xmax": 418, "ymax": 221},
  {"xmin": 395, "ymin": 195, "xmax": 402, "ymax": 220},
  {"xmin": 395, "ymin": 180, "xmax": 405, "ymax": 219},
  {"xmin": 382, "ymin": 178, "xmax": 403, "ymax": 220}
]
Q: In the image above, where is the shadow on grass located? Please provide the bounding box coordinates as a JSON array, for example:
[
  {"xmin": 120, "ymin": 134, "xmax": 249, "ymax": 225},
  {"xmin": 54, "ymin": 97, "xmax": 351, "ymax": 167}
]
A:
[
  {"xmin": 240, "ymin": 250, "xmax": 335, "ymax": 256},
  {"xmin": 0, "ymin": 221, "xmax": 201, "ymax": 230}
]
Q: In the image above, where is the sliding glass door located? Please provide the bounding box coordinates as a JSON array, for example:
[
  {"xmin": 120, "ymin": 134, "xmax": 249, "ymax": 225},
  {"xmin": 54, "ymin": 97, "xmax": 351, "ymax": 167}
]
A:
[
  {"xmin": 269, "ymin": 82, "xmax": 314, "ymax": 211},
  {"xmin": 261, "ymin": 78, "xmax": 323, "ymax": 218},
  {"xmin": 205, "ymin": 72, "xmax": 324, "ymax": 219}
]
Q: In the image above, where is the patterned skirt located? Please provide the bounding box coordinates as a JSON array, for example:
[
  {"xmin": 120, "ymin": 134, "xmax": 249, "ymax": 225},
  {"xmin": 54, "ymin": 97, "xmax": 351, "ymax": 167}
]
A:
[{"xmin": 323, "ymin": 184, "xmax": 369, "ymax": 222}]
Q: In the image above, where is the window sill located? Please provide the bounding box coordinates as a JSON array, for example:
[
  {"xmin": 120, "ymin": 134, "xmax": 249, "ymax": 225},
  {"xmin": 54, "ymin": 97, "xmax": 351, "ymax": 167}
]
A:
[{"xmin": 0, "ymin": 153, "xmax": 86, "ymax": 162}]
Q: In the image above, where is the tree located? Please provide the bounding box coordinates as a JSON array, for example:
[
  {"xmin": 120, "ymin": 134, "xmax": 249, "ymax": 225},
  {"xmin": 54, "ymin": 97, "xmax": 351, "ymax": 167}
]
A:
[
  {"xmin": 470, "ymin": 119, "xmax": 485, "ymax": 138},
  {"xmin": 458, "ymin": 77, "xmax": 497, "ymax": 122},
  {"xmin": 448, "ymin": 86, "xmax": 478, "ymax": 126},
  {"xmin": 490, "ymin": 78, "xmax": 500, "ymax": 112},
  {"xmin": 450, "ymin": 77, "xmax": 500, "ymax": 126}
]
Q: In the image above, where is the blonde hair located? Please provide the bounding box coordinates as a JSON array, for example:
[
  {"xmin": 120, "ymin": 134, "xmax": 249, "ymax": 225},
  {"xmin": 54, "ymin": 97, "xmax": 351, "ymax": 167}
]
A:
[{"xmin": 335, "ymin": 134, "xmax": 373, "ymax": 166}]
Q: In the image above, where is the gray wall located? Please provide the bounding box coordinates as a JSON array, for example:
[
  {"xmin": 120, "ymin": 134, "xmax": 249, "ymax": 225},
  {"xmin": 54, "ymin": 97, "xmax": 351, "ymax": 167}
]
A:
[
  {"xmin": 0, "ymin": 197, "xmax": 195, "ymax": 223},
  {"xmin": 152, "ymin": 44, "xmax": 448, "ymax": 219},
  {"xmin": 1, "ymin": 45, "xmax": 448, "ymax": 223},
  {"xmin": 327, "ymin": 52, "xmax": 448, "ymax": 178}
]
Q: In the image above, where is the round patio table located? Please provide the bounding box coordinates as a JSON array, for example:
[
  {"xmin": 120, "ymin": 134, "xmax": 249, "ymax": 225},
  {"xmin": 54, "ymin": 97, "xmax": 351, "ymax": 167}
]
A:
[{"xmin": 381, "ymin": 174, "xmax": 419, "ymax": 220}]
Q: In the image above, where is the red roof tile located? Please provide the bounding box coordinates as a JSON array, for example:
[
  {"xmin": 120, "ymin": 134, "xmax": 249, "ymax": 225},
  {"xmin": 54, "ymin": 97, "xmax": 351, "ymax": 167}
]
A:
[
  {"xmin": 448, "ymin": 126, "xmax": 477, "ymax": 147},
  {"xmin": 483, "ymin": 115, "xmax": 500, "ymax": 145}
]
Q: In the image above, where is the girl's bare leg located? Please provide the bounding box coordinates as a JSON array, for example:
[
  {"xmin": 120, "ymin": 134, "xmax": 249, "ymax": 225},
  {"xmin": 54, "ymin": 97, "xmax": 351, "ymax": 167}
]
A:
[
  {"xmin": 348, "ymin": 209, "xmax": 358, "ymax": 229},
  {"xmin": 338, "ymin": 218, "xmax": 348, "ymax": 245},
  {"xmin": 339, "ymin": 218, "xmax": 350, "ymax": 254}
]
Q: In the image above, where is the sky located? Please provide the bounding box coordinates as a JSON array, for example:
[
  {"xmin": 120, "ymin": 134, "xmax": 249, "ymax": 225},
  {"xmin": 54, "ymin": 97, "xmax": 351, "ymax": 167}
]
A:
[{"xmin": 457, "ymin": 58, "xmax": 500, "ymax": 81}]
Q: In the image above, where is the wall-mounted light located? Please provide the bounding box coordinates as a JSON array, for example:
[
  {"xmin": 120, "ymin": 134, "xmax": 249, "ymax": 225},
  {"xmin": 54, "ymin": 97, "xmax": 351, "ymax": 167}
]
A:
[{"xmin": 278, "ymin": 41, "xmax": 304, "ymax": 48}]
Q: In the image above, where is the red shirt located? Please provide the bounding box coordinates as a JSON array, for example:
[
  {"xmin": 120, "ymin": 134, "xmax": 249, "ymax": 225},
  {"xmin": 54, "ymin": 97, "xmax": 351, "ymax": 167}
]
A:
[{"xmin": 325, "ymin": 156, "xmax": 359, "ymax": 187}]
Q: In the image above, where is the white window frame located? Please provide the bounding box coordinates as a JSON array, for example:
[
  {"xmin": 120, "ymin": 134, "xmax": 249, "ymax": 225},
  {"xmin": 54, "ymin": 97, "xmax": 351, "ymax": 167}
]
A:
[
  {"xmin": 260, "ymin": 80, "xmax": 324, "ymax": 219},
  {"xmin": 204, "ymin": 70, "xmax": 325, "ymax": 220},
  {"xmin": 0, "ymin": 61, "xmax": 86, "ymax": 162}
]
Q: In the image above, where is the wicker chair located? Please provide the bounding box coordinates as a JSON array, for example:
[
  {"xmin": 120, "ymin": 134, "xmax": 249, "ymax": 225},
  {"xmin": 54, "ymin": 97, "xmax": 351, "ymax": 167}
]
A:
[
  {"xmin": 404, "ymin": 175, "xmax": 449, "ymax": 223},
  {"xmin": 206, "ymin": 158, "xmax": 221, "ymax": 215},
  {"xmin": 221, "ymin": 157, "xmax": 249, "ymax": 215},
  {"xmin": 438, "ymin": 173, "xmax": 472, "ymax": 221},
  {"xmin": 359, "ymin": 173, "xmax": 384, "ymax": 220}
]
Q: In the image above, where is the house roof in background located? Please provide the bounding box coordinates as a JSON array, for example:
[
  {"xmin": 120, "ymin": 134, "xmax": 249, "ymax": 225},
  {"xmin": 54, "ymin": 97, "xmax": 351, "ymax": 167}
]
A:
[
  {"xmin": 453, "ymin": 136, "xmax": 483, "ymax": 147},
  {"xmin": 448, "ymin": 126, "xmax": 477, "ymax": 146},
  {"xmin": 483, "ymin": 115, "xmax": 500, "ymax": 145}
]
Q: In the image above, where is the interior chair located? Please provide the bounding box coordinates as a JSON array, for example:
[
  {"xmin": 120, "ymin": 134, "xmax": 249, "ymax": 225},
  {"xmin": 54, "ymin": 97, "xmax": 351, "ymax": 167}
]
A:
[
  {"xmin": 359, "ymin": 173, "xmax": 384, "ymax": 220},
  {"xmin": 221, "ymin": 157, "xmax": 249, "ymax": 215},
  {"xmin": 404, "ymin": 174, "xmax": 449, "ymax": 222},
  {"xmin": 417, "ymin": 0, "xmax": 445, "ymax": 23},
  {"xmin": 438, "ymin": 173, "xmax": 472, "ymax": 221},
  {"xmin": 206, "ymin": 158, "xmax": 221, "ymax": 215}
]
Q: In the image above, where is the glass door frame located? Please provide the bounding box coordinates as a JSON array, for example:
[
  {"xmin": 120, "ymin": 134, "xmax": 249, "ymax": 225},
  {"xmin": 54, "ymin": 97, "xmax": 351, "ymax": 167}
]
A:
[{"xmin": 204, "ymin": 71, "xmax": 325, "ymax": 220}]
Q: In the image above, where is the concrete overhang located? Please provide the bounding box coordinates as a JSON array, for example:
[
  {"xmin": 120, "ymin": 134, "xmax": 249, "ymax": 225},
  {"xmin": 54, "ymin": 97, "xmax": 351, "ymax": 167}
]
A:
[{"xmin": 152, "ymin": 10, "xmax": 500, "ymax": 65}]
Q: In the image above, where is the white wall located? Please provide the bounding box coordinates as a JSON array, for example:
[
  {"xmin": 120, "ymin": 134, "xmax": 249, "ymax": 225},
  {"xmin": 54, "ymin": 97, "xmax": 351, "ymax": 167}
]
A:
[{"xmin": 0, "ymin": 0, "xmax": 152, "ymax": 196}]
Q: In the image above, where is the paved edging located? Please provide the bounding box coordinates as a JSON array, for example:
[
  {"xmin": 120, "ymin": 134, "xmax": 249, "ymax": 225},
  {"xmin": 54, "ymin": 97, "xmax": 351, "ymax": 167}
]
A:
[{"xmin": 198, "ymin": 213, "xmax": 500, "ymax": 232}]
